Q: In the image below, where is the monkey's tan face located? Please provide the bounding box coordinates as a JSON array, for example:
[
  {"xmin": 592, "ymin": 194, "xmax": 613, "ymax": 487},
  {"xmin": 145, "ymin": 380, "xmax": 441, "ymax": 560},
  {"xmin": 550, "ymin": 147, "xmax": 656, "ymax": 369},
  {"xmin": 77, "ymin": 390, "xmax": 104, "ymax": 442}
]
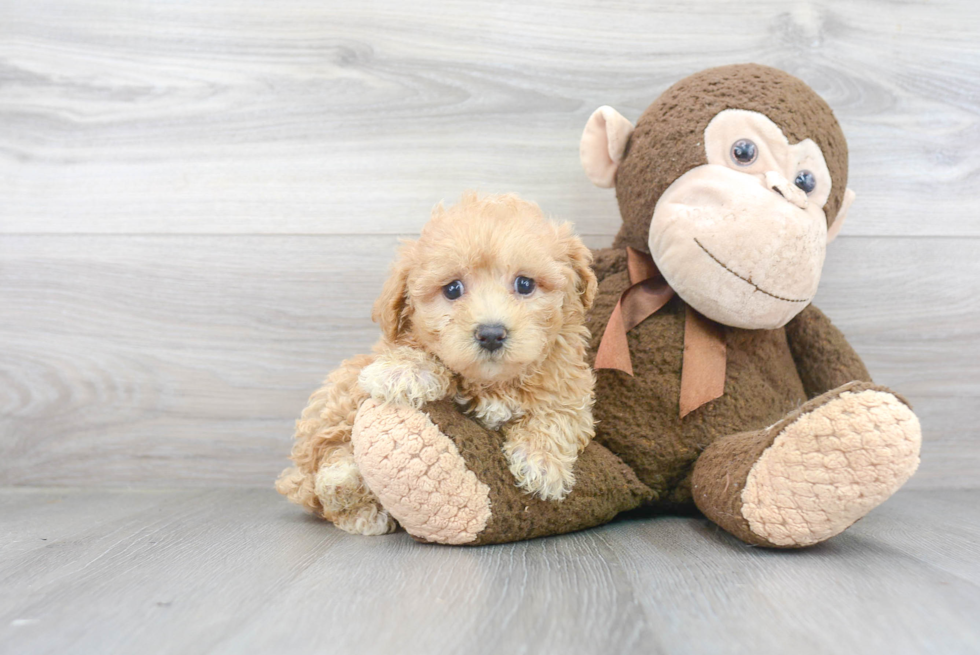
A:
[{"xmin": 648, "ymin": 110, "xmax": 834, "ymax": 329}]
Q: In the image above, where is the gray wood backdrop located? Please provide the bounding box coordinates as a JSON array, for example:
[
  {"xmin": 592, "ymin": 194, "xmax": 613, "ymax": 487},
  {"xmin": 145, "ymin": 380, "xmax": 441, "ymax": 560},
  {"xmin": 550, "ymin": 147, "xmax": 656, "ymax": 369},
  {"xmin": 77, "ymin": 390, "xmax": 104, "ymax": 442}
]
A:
[{"xmin": 1, "ymin": 0, "xmax": 978, "ymax": 489}]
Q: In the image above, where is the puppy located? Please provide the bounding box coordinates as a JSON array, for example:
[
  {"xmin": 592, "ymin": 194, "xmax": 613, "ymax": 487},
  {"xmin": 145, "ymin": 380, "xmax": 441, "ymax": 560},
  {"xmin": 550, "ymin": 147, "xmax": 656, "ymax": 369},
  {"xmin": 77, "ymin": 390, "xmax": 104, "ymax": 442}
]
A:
[{"xmin": 276, "ymin": 193, "xmax": 598, "ymax": 535}]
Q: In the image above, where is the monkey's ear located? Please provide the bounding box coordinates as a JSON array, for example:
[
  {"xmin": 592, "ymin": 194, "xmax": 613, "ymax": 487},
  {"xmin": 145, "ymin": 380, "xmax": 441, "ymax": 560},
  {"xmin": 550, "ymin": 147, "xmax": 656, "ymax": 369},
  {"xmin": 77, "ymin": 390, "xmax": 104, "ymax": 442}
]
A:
[
  {"xmin": 580, "ymin": 106, "xmax": 634, "ymax": 188},
  {"xmin": 372, "ymin": 244, "xmax": 414, "ymax": 343},
  {"xmin": 827, "ymin": 188, "xmax": 855, "ymax": 244}
]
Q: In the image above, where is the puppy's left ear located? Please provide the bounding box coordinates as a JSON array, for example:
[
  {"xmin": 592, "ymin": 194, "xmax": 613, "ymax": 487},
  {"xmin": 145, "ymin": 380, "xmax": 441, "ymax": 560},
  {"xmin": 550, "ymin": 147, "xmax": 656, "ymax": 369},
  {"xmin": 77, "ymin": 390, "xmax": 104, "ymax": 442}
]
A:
[
  {"xmin": 559, "ymin": 225, "xmax": 598, "ymax": 312},
  {"xmin": 372, "ymin": 242, "xmax": 414, "ymax": 343}
]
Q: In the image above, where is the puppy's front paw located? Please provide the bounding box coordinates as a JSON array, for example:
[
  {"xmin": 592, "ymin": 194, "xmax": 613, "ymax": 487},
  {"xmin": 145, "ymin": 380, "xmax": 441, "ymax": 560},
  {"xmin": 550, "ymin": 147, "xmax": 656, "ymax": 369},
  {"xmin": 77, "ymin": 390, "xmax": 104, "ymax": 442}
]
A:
[
  {"xmin": 504, "ymin": 444, "xmax": 576, "ymax": 502},
  {"xmin": 358, "ymin": 354, "xmax": 451, "ymax": 408}
]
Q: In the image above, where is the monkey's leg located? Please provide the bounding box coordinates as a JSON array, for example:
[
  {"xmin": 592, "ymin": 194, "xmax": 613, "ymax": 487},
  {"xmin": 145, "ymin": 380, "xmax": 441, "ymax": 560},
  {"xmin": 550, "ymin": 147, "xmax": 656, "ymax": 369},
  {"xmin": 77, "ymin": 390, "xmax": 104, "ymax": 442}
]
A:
[
  {"xmin": 691, "ymin": 381, "xmax": 921, "ymax": 548},
  {"xmin": 351, "ymin": 399, "xmax": 653, "ymax": 545}
]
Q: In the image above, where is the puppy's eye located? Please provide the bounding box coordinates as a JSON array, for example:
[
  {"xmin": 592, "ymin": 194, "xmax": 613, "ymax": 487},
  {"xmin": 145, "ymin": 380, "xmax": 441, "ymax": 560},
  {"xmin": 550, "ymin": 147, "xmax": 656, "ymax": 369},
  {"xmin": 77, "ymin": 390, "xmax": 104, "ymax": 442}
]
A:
[
  {"xmin": 731, "ymin": 139, "xmax": 757, "ymax": 165},
  {"xmin": 514, "ymin": 276, "xmax": 536, "ymax": 295},
  {"xmin": 442, "ymin": 280, "xmax": 464, "ymax": 300}
]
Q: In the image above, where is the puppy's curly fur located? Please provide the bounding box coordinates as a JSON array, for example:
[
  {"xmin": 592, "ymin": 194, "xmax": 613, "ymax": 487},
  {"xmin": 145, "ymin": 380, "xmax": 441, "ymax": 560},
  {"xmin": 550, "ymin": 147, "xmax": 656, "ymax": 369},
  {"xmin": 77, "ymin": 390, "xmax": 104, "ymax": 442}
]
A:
[{"xmin": 276, "ymin": 193, "xmax": 598, "ymax": 535}]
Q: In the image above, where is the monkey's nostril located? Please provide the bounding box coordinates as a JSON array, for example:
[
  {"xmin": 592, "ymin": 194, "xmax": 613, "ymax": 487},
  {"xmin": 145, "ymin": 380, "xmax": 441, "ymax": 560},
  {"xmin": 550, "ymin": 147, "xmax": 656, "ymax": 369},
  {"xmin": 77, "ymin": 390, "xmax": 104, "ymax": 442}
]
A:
[
  {"xmin": 765, "ymin": 170, "xmax": 808, "ymax": 209},
  {"xmin": 475, "ymin": 324, "xmax": 508, "ymax": 352}
]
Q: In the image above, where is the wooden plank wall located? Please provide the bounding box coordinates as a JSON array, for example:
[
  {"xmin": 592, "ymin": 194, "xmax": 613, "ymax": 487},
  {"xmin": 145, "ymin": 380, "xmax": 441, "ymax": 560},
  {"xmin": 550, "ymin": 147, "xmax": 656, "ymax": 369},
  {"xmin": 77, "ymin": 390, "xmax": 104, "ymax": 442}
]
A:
[{"xmin": 1, "ymin": 0, "xmax": 978, "ymax": 489}]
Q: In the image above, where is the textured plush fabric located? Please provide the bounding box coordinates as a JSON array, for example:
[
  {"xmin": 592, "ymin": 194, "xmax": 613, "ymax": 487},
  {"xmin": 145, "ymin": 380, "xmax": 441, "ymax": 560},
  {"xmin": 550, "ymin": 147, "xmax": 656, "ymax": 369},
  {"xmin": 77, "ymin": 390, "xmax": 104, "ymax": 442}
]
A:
[
  {"xmin": 741, "ymin": 387, "xmax": 920, "ymax": 546},
  {"xmin": 587, "ymin": 247, "xmax": 811, "ymax": 506},
  {"xmin": 691, "ymin": 382, "xmax": 920, "ymax": 547},
  {"xmin": 420, "ymin": 400, "xmax": 653, "ymax": 545},
  {"xmin": 785, "ymin": 304, "xmax": 872, "ymax": 399},
  {"xmin": 353, "ymin": 399, "xmax": 492, "ymax": 544},
  {"xmin": 613, "ymin": 63, "xmax": 849, "ymax": 252}
]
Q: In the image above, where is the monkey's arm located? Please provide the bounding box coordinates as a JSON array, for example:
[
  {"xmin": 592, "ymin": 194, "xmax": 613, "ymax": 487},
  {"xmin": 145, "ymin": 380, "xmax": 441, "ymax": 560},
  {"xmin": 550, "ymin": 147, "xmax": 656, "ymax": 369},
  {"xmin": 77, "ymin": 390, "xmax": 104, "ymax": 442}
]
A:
[
  {"xmin": 590, "ymin": 247, "xmax": 628, "ymax": 285},
  {"xmin": 784, "ymin": 304, "xmax": 872, "ymax": 399}
]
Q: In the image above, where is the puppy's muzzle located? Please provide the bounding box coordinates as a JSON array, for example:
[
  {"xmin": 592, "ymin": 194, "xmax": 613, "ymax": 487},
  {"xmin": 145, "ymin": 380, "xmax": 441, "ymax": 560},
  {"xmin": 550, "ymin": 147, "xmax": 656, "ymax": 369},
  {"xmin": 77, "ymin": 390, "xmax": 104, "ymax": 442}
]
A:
[{"xmin": 475, "ymin": 324, "xmax": 507, "ymax": 353}]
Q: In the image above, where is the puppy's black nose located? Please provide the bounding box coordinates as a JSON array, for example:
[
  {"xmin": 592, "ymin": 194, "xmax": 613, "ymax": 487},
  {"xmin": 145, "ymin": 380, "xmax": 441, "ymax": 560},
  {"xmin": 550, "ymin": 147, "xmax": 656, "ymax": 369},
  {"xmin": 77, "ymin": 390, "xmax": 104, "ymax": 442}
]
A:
[{"xmin": 475, "ymin": 324, "xmax": 507, "ymax": 352}]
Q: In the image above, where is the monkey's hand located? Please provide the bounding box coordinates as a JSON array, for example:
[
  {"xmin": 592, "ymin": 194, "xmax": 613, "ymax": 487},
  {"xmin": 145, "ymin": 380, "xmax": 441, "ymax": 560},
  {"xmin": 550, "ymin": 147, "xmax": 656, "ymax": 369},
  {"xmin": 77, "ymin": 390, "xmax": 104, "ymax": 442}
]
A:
[{"xmin": 358, "ymin": 347, "xmax": 454, "ymax": 409}]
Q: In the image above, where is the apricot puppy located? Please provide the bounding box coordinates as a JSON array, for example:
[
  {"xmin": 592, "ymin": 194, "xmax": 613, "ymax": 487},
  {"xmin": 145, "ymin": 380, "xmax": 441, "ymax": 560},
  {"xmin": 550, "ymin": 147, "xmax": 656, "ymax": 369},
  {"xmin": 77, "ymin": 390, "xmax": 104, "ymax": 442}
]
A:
[{"xmin": 276, "ymin": 193, "xmax": 598, "ymax": 535}]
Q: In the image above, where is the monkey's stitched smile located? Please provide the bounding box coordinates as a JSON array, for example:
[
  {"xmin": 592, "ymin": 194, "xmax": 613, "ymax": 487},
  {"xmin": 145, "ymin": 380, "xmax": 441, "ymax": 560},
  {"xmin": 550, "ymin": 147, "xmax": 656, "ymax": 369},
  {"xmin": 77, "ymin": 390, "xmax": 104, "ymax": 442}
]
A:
[{"xmin": 694, "ymin": 238, "xmax": 810, "ymax": 304}]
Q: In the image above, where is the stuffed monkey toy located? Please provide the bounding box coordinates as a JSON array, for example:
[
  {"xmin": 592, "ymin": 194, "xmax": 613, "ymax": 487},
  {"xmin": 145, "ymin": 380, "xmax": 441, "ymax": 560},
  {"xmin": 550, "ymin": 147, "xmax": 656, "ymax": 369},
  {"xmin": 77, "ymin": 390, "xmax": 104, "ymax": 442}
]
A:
[{"xmin": 349, "ymin": 64, "xmax": 922, "ymax": 547}]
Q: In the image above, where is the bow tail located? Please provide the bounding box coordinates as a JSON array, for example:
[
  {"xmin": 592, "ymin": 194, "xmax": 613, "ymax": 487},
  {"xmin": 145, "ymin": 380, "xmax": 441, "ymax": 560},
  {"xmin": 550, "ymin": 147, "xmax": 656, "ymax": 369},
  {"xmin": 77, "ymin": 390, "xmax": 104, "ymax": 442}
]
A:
[
  {"xmin": 594, "ymin": 298, "xmax": 633, "ymax": 375},
  {"xmin": 680, "ymin": 306, "xmax": 727, "ymax": 418}
]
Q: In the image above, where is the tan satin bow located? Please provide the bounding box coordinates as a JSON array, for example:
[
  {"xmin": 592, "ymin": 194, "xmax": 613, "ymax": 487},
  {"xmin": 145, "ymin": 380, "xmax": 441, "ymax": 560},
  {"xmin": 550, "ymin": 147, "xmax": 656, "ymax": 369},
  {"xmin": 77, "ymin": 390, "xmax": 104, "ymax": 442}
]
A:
[{"xmin": 594, "ymin": 247, "xmax": 727, "ymax": 418}]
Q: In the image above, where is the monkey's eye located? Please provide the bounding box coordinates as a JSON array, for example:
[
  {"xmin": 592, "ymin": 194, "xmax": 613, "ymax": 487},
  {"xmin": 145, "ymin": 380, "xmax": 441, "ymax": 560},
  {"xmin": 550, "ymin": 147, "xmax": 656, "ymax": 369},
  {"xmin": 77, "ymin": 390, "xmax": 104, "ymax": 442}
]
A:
[
  {"xmin": 443, "ymin": 280, "xmax": 464, "ymax": 300},
  {"xmin": 731, "ymin": 139, "xmax": 758, "ymax": 165},
  {"xmin": 794, "ymin": 170, "xmax": 816, "ymax": 194},
  {"xmin": 514, "ymin": 276, "xmax": 536, "ymax": 295}
]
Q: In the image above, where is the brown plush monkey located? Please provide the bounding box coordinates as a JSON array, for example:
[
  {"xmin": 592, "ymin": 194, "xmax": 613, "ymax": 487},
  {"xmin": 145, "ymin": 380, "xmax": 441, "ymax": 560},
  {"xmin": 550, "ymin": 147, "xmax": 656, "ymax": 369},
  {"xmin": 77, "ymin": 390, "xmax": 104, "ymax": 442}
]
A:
[{"xmin": 349, "ymin": 64, "xmax": 922, "ymax": 547}]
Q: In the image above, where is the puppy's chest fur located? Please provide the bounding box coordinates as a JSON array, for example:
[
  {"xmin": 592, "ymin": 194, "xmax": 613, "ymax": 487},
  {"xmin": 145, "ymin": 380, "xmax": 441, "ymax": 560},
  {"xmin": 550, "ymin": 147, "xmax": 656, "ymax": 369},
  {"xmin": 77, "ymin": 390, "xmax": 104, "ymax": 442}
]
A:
[{"xmin": 454, "ymin": 385, "xmax": 526, "ymax": 431}]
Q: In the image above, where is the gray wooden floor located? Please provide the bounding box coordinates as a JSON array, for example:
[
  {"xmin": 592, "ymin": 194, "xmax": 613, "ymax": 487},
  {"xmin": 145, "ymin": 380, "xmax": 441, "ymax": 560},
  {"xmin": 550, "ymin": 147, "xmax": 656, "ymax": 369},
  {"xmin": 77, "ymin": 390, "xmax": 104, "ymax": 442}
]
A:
[{"xmin": 1, "ymin": 488, "xmax": 978, "ymax": 655}]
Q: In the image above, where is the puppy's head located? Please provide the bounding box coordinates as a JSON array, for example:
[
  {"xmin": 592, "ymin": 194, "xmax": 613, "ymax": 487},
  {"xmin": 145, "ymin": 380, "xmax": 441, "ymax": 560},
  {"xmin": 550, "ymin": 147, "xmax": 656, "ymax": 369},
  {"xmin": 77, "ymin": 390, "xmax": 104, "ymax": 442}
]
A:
[{"xmin": 374, "ymin": 192, "xmax": 597, "ymax": 384}]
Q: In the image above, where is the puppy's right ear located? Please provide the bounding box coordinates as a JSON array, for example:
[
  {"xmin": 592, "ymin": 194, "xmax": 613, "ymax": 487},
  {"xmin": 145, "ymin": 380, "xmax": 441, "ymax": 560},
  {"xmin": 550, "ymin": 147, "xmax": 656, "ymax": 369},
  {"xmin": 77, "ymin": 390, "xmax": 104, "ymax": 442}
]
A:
[
  {"xmin": 580, "ymin": 106, "xmax": 634, "ymax": 188},
  {"xmin": 372, "ymin": 243, "xmax": 414, "ymax": 343}
]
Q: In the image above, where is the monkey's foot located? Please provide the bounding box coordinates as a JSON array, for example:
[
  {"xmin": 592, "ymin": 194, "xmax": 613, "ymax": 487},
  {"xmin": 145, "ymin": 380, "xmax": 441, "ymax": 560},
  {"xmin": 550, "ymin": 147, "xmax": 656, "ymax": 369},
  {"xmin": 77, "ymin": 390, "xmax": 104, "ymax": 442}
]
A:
[
  {"xmin": 693, "ymin": 381, "xmax": 922, "ymax": 548},
  {"xmin": 352, "ymin": 399, "xmax": 493, "ymax": 545},
  {"xmin": 352, "ymin": 399, "xmax": 652, "ymax": 545}
]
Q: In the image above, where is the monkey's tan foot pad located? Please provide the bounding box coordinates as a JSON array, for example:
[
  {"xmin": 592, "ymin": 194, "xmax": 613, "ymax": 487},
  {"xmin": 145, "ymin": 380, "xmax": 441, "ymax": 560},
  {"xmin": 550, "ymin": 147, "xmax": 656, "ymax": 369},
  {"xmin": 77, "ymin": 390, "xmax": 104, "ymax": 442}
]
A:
[
  {"xmin": 353, "ymin": 399, "xmax": 653, "ymax": 546},
  {"xmin": 352, "ymin": 399, "xmax": 492, "ymax": 545},
  {"xmin": 745, "ymin": 383, "xmax": 921, "ymax": 547},
  {"xmin": 693, "ymin": 381, "xmax": 921, "ymax": 548}
]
